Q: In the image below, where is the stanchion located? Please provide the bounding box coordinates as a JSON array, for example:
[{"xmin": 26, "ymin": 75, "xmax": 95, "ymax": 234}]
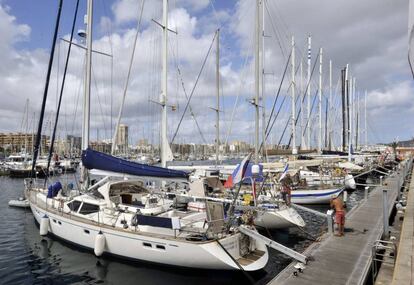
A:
[
  {"xmin": 327, "ymin": 210, "xmax": 334, "ymax": 235},
  {"xmin": 364, "ymin": 186, "xmax": 369, "ymax": 201},
  {"xmin": 382, "ymin": 188, "xmax": 389, "ymax": 240}
]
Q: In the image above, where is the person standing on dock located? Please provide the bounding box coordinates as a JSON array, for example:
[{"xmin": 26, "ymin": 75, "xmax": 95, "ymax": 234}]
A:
[{"xmin": 330, "ymin": 197, "xmax": 345, "ymax": 236}]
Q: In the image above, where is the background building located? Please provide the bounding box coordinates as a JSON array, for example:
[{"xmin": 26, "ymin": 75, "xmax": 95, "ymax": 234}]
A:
[
  {"xmin": 116, "ymin": 124, "xmax": 128, "ymax": 154},
  {"xmin": 0, "ymin": 132, "xmax": 48, "ymax": 154}
]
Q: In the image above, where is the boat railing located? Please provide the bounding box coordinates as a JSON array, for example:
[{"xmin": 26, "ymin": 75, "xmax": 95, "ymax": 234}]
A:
[
  {"xmin": 28, "ymin": 188, "xmax": 234, "ymax": 239},
  {"xmin": 24, "ymin": 178, "xmax": 49, "ymax": 190},
  {"xmin": 177, "ymin": 217, "xmax": 228, "ymax": 238}
]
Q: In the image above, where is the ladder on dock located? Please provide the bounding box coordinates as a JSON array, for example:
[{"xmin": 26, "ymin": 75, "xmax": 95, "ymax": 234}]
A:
[{"xmin": 239, "ymin": 225, "xmax": 308, "ymax": 264}]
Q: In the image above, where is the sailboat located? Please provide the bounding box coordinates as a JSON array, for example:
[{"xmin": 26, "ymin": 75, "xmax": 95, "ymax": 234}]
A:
[
  {"xmin": 298, "ymin": 168, "xmax": 356, "ymax": 190},
  {"xmin": 27, "ymin": 150, "xmax": 268, "ymax": 270},
  {"xmin": 169, "ymin": 1, "xmax": 305, "ymax": 230},
  {"xmin": 26, "ymin": 0, "xmax": 268, "ymax": 271},
  {"xmin": 289, "ymin": 187, "xmax": 344, "ymax": 205}
]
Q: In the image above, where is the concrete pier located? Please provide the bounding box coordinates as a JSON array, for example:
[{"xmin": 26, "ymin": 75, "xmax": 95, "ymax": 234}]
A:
[
  {"xmin": 268, "ymin": 159, "xmax": 412, "ymax": 285},
  {"xmin": 391, "ymin": 163, "xmax": 414, "ymax": 284}
]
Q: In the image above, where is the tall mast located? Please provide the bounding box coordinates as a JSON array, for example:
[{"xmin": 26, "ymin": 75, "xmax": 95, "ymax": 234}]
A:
[
  {"xmin": 306, "ymin": 35, "xmax": 311, "ymax": 149},
  {"xmin": 291, "ymin": 36, "xmax": 297, "ymax": 155},
  {"xmin": 30, "ymin": 0, "xmax": 63, "ymax": 177},
  {"xmin": 345, "ymin": 65, "xmax": 350, "ymax": 152},
  {"xmin": 365, "ymin": 90, "xmax": 368, "ymax": 146},
  {"xmin": 215, "ymin": 29, "xmax": 220, "ymax": 165},
  {"xmin": 300, "ymin": 61, "xmax": 304, "ymax": 150},
  {"xmin": 261, "ymin": 0, "xmax": 266, "ymax": 158},
  {"xmin": 356, "ymin": 87, "xmax": 359, "ymax": 150},
  {"xmin": 161, "ymin": 0, "xmax": 168, "ymax": 168},
  {"xmin": 347, "ymin": 67, "xmax": 352, "ymax": 162},
  {"xmin": 328, "ymin": 60, "xmax": 332, "ymax": 150},
  {"xmin": 254, "ymin": 0, "xmax": 261, "ymax": 163},
  {"xmin": 32, "ymin": 112, "xmax": 35, "ymax": 156},
  {"xmin": 24, "ymin": 99, "xmax": 29, "ymax": 157},
  {"xmin": 353, "ymin": 77, "xmax": 357, "ymax": 148},
  {"xmin": 81, "ymin": 0, "xmax": 93, "ymax": 189},
  {"xmin": 318, "ymin": 48, "xmax": 322, "ymax": 153},
  {"xmin": 341, "ymin": 68, "xmax": 346, "ymax": 151}
]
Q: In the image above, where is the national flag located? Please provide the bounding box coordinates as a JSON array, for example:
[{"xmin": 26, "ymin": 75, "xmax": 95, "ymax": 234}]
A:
[
  {"xmin": 233, "ymin": 153, "xmax": 252, "ymax": 184},
  {"xmin": 279, "ymin": 163, "xmax": 289, "ymax": 182}
]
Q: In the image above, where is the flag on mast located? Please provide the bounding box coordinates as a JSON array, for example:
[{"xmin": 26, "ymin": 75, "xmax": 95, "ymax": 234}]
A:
[
  {"xmin": 279, "ymin": 164, "xmax": 289, "ymax": 182},
  {"xmin": 233, "ymin": 153, "xmax": 252, "ymax": 184}
]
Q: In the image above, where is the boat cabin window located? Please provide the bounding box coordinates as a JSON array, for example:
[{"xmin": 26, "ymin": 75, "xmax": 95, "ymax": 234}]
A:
[
  {"xmin": 9, "ymin": 157, "xmax": 24, "ymax": 162},
  {"xmin": 67, "ymin": 200, "xmax": 82, "ymax": 212},
  {"xmin": 148, "ymin": 197, "xmax": 158, "ymax": 204},
  {"xmin": 121, "ymin": 194, "xmax": 132, "ymax": 204},
  {"xmin": 78, "ymin": 203, "xmax": 100, "ymax": 215}
]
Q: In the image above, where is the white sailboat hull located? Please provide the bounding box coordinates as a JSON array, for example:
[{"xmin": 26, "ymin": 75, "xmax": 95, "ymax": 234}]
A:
[
  {"xmin": 254, "ymin": 207, "xmax": 306, "ymax": 229},
  {"xmin": 291, "ymin": 188, "xmax": 343, "ymax": 204},
  {"xmin": 30, "ymin": 203, "xmax": 268, "ymax": 271},
  {"xmin": 301, "ymin": 171, "xmax": 356, "ymax": 190}
]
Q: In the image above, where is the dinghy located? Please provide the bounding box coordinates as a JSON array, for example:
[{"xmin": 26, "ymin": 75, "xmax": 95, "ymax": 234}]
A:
[{"xmin": 8, "ymin": 197, "xmax": 30, "ymax": 208}]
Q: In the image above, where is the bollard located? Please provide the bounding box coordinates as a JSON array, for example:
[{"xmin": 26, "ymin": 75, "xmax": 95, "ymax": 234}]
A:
[
  {"xmin": 343, "ymin": 191, "xmax": 348, "ymax": 204},
  {"xmin": 364, "ymin": 186, "xmax": 369, "ymax": 201},
  {"xmin": 327, "ymin": 210, "xmax": 334, "ymax": 235},
  {"xmin": 380, "ymin": 176, "xmax": 383, "ymax": 187},
  {"xmin": 382, "ymin": 188, "xmax": 389, "ymax": 240}
]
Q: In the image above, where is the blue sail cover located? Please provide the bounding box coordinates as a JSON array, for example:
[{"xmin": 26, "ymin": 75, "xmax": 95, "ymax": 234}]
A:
[{"xmin": 82, "ymin": 148, "xmax": 188, "ymax": 179}]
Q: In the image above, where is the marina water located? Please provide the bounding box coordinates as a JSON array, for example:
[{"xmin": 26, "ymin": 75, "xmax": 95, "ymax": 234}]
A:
[{"xmin": 0, "ymin": 174, "xmax": 367, "ymax": 285}]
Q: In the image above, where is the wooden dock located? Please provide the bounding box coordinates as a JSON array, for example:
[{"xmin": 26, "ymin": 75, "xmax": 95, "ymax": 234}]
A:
[{"xmin": 268, "ymin": 158, "xmax": 412, "ymax": 285}]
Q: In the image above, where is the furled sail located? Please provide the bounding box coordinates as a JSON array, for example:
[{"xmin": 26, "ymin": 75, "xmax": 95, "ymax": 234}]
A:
[
  {"xmin": 165, "ymin": 140, "xmax": 174, "ymax": 162},
  {"xmin": 82, "ymin": 148, "xmax": 188, "ymax": 179}
]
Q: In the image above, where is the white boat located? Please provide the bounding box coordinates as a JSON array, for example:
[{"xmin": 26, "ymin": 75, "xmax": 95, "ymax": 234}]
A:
[
  {"xmin": 299, "ymin": 170, "xmax": 356, "ymax": 190},
  {"xmin": 8, "ymin": 197, "xmax": 30, "ymax": 208},
  {"xmin": 26, "ymin": 178, "xmax": 268, "ymax": 271},
  {"xmin": 183, "ymin": 177, "xmax": 306, "ymax": 229},
  {"xmin": 290, "ymin": 187, "xmax": 344, "ymax": 204},
  {"xmin": 56, "ymin": 158, "xmax": 78, "ymax": 173},
  {"xmin": 4, "ymin": 153, "xmax": 32, "ymax": 169},
  {"xmin": 24, "ymin": 0, "xmax": 272, "ymax": 271},
  {"xmin": 253, "ymin": 203, "xmax": 306, "ymax": 229}
]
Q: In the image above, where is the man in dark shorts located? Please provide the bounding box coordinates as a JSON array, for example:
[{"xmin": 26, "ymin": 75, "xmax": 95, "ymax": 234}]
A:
[{"xmin": 330, "ymin": 196, "xmax": 345, "ymax": 236}]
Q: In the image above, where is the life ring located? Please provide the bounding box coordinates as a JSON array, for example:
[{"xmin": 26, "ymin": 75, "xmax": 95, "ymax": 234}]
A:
[{"xmin": 334, "ymin": 168, "xmax": 342, "ymax": 176}]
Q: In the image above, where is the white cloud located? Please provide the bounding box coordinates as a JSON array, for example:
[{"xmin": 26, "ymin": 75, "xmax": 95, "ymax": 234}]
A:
[
  {"xmin": 111, "ymin": 0, "xmax": 141, "ymax": 25},
  {"xmin": 0, "ymin": 0, "xmax": 413, "ymax": 147}
]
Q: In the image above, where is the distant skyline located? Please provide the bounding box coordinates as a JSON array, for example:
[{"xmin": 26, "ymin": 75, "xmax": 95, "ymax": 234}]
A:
[{"xmin": 0, "ymin": 0, "xmax": 413, "ymax": 148}]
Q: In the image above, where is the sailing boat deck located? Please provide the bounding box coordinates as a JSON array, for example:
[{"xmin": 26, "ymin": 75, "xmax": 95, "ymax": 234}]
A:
[{"xmin": 237, "ymin": 250, "xmax": 266, "ymax": 266}]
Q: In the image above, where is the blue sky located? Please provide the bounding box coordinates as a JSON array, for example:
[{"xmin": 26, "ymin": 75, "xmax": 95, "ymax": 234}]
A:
[{"xmin": 0, "ymin": 0, "xmax": 413, "ymax": 147}]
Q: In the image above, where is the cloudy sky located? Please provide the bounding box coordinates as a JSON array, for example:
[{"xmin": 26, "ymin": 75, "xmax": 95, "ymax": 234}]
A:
[{"xmin": 0, "ymin": 0, "xmax": 413, "ymax": 149}]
